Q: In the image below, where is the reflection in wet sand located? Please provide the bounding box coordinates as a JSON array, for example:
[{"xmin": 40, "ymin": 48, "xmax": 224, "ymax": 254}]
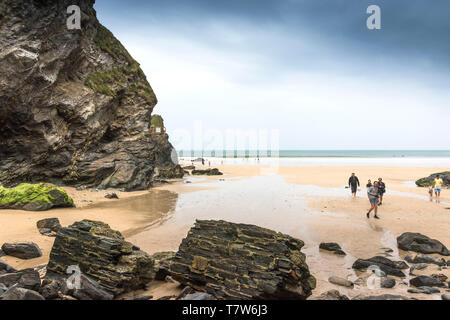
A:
[
  {"xmin": 88, "ymin": 190, "xmax": 179, "ymax": 238},
  {"xmin": 122, "ymin": 173, "xmax": 448, "ymax": 300}
]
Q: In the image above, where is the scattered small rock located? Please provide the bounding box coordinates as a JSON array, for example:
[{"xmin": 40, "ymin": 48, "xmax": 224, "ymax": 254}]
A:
[
  {"xmin": 319, "ymin": 243, "xmax": 346, "ymax": 256},
  {"xmin": 39, "ymin": 279, "xmax": 62, "ymax": 300},
  {"xmin": 381, "ymin": 277, "xmax": 396, "ymax": 289},
  {"xmin": 410, "ymin": 275, "xmax": 447, "ymax": 288},
  {"xmin": 0, "ymin": 286, "xmax": 45, "ymax": 300},
  {"xmin": 431, "ymin": 274, "xmax": 448, "ymax": 283},
  {"xmin": 1, "ymin": 242, "xmax": 42, "ymax": 260},
  {"xmin": 181, "ymin": 293, "xmax": 215, "ymax": 301},
  {"xmin": 0, "ymin": 268, "xmax": 41, "ymax": 291},
  {"xmin": 442, "ymin": 294, "xmax": 450, "ymax": 300},
  {"xmin": 151, "ymin": 251, "xmax": 175, "ymax": 281},
  {"xmin": 405, "ymin": 253, "xmax": 447, "ymax": 266},
  {"xmin": 105, "ymin": 192, "xmax": 119, "ymax": 199},
  {"xmin": 157, "ymin": 295, "xmax": 177, "ymax": 300},
  {"xmin": 72, "ymin": 274, "xmax": 114, "ymax": 300},
  {"xmin": 408, "ymin": 286, "xmax": 441, "ymax": 294},
  {"xmin": 133, "ymin": 295, "xmax": 153, "ymax": 301},
  {"xmin": 0, "ymin": 260, "xmax": 16, "ymax": 273},
  {"xmin": 191, "ymin": 168, "xmax": 223, "ymax": 176},
  {"xmin": 37, "ymin": 218, "xmax": 62, "ymax": 236},
  {"xmin": 165, "ymin": 275, "xmax": 177, "ymax": 283},
  {"xmin": 409, "ymin": 263, "xmax": 428, "ymax": 276},
  {"xmin": 352, "ymin": 256, "xmax": 408, "ymax": 277},
  {"xmin": 397, "ymin": 232, "xmax": 449, "ymax": 256},
  {"xmin": 328, "ymin": 276, "xmax": 354, "ymax": 288},
  {"xmin": 177, "ymin": 286, "xmax": 195, "ymax": 300},
  {"xmin": 315, "ymin": 290, "xmax": 349, "ymax": 300}
]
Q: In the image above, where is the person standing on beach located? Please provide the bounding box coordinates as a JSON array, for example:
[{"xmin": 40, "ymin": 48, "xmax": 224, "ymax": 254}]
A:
[
  {"xmin": 367, "ymin": 180, "xmax": 373, "ymax": 188},
  {"xmin": 433, "ymin": 175, "xmax": 444, "ymax": 203},
  {"xmin": 428, "ymin": 186, "xmax": 434, "ymax": 202},
  {"xmin": 377, "ymin": 178, "xmax": 386, "ymax": 205},
  {"xmin": 367, "ymin": 181, "xmax": 380, "ymax": 219},
  {"xmin": 348, "ymin": 173, "xmax": 360, "ymax": 198}
]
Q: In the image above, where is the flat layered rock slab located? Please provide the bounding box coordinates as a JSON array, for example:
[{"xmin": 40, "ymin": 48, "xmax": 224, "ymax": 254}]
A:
[
  {"xmin": 169, "ymin": 220, "xmax": 316, "ymax": 300},
  {"xmin": 46, "ymin": 220, "xmax": 154, "ymax": 296}
]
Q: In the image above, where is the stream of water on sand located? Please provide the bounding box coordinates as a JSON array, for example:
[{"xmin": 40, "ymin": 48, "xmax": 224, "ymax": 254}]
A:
[{"xmin": 88, "ymin": 173, "xmax": 444, "ymax": 299}]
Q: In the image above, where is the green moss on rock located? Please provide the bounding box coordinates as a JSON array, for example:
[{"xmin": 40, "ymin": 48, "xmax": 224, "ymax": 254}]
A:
[
  {"xmin": 86, "ymin": 22, "xmax": 157, "ymax": 105},
  {"xmin": 150, "ymin": 114, "xmax": 164, "ymax": 128},
  {"xmin": 0, "ymin": 183, "xmax": 74, "ymax": 211},
  {"xmin": 94, "ymin": 23, "xmax": 134, "ymax": 64}
]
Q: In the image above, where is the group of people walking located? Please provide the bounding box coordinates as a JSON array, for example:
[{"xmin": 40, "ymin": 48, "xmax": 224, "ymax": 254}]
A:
[{"xmin": 348, "ymin": 173, "xmax": 386, "ymax": 220}]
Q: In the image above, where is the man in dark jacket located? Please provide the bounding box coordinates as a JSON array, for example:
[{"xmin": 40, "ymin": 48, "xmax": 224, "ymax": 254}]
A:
[{"xmin": 348, "ymin": 173, "xmax": 360, "ymax": 198}]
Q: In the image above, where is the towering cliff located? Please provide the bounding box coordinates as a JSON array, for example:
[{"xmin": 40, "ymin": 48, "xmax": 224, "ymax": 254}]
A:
[{"xmin": 0, "ymin": 0, "xmax": 182, "ymax": 191}]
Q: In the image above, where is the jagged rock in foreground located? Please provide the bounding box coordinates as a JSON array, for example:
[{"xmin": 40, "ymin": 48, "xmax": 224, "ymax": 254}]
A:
[
  {"xmin": 46, "ymin": 220, "xmax": 154, "ymax": 296},
  {"xmin": 169, "ymin": 220, "xmax": 316, "ymax": 300},
  {"xmin": 0, "ymin": 183, "xmax": 74, "ymax": 211},
  {"xmin": 416, "ymin": 172, "xmax": 449, "ymax": 187},
  {"xmin": 397, "ymin": 232, "xmax": 449, "ymax": 256},
  {"xmin": 0, "ymin": 0, "xmax": 181, "ymax": 191}
]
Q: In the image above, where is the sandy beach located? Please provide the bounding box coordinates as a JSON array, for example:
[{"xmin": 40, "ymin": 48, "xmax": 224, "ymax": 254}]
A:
[{"xmin": 1, "ymin": 163, "xmax": 449, "ymax": 299}]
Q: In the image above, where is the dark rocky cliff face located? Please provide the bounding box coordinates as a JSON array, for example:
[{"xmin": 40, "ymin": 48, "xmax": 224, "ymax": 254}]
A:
[{"xmin": 0, "ymin": 0, "xmax": 182, "ymax": 191}]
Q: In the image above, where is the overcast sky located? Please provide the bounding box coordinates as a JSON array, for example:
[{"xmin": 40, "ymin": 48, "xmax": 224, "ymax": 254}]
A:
[{"xmin": 95, "ymin": 0, "xmax": 450, "ymax": 150}]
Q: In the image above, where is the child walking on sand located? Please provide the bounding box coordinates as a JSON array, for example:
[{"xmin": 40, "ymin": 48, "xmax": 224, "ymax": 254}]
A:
[{"xmin": 428, "ymin": 186, "xmax": 434, "ymax": 201}]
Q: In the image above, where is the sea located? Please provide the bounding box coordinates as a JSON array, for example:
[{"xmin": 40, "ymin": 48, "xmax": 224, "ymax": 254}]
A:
[{"xmin": 178, "ymin": 150, "xmax": 450, "ymax": 167}]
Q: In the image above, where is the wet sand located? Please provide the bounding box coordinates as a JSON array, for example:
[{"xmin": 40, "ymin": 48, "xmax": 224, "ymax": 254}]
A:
[{"xmin": 0, "ymin": 164, "xmax": 449, "ymax": 299}]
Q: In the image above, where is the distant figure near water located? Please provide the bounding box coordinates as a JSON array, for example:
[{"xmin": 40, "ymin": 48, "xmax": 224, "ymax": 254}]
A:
[
  {"xmin": 348, "ymin": 173, "xmax": 360, "ymax": 198},
  {"xmin": 428, "ymin": 186, "xmax": 434, "ymax": 202}
]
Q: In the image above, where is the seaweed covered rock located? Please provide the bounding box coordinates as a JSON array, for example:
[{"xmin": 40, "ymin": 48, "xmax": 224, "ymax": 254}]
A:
[
  {"xmin": 416, "ymin": 172, "xmax": 450, "ymax": 187},
  {"xmin": 169, "ymin": 220, "xmax": 316, "ymax": 300},
  {"xmin": 0, "ymin": 183, "xmax": 74, "ymax": 211},
  {"xmin": 46, "ymin": 220, "xmax": 154, "ymax": 296},
  {"xmin": 0, "ymin": 0, "xmax": 181, "ymax": 191},
  {"xmin": 191, "ymin": 169, "xmax": 223, "ymax": 176},
  {"xmin": 397, "ymin": 233, "xmax": 449, "ymax": 256}
]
